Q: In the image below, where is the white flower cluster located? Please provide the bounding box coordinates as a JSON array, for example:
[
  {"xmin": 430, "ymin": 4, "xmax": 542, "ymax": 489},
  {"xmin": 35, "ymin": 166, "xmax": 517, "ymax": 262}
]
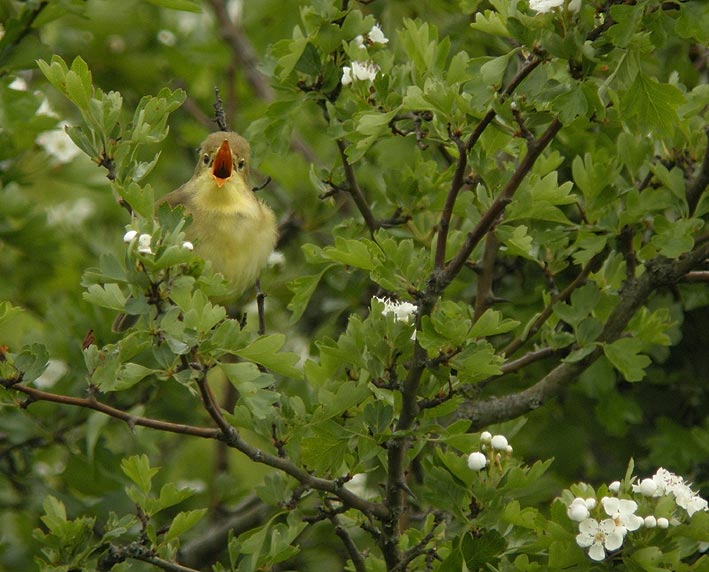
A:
[
  {"xmin": 354, "ymin": 24, "xmax": 389, "ymax": 48},
  {"xmin": 568, "ymin": 467, "xmax": 708, "ymax": 561},
  {"xmin": 341, "ymin": 61, "xmax": 380, "ymax": 86},
  {"xmin": 633, "ymin": 467, "xmax": 709, "ymax": 517},
  {"xmin": 123, "ymin": 229, "xmax": 193, "ymax": 255},
  {"xmin": 373, "ymin": 296, "xmax": 417, "ymax": 324},
  {"xmin": 467, "ymin": 431, "xmax": 513, "ymax": 471},
  {"xmin": 341, "ymin": 23, "xmax": 388, "ymax": 86},
  {"xmin": 529, "ymin": 0, "xmax": 581, "ymax": 13}
]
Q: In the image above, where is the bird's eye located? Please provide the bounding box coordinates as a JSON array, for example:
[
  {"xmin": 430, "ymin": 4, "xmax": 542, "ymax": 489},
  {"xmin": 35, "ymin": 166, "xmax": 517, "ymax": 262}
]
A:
[
  {"xmin": 237, "ymin": 159, "xmax": 246, "ymax": 171},
  {"xmin": 202, "ymin": 153, "xmax": 210, "ymax": 166}
]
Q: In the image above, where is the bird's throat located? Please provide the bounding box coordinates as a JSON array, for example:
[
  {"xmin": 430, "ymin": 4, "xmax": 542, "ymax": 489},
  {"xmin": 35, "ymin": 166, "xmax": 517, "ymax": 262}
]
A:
[{"xmin": 212, "ymin": 140, "xmax": 233, "ymax": 187}]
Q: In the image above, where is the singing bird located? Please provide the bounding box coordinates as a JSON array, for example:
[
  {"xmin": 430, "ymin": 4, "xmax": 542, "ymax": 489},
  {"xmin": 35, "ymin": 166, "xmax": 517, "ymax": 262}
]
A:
[
  {"xmin": 161, "ymin": 131, "xmax": 277, "ymax": 293},
  {"xmin": 113, "ymin": 131, "xmax": 277, "ymax": 331}
]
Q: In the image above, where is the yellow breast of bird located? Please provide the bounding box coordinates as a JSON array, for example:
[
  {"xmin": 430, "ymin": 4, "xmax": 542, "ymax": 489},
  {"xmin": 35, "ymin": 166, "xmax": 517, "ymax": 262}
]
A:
[{"xmin": 186, "ymin": 184, "xmax": 277, "ymax": 296}]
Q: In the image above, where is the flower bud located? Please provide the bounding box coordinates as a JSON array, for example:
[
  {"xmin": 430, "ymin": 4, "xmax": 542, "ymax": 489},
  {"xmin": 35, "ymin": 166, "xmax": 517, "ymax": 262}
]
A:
[
  {"xmin": 467, "ymin": 452, "xmax": 487, "ymax": 471},
  {"xmin": 490, "ymin": 434, "xmax": 508, "ymax": 450}
]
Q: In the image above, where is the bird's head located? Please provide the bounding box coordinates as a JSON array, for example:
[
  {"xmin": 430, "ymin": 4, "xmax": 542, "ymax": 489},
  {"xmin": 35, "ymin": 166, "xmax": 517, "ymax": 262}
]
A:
[{"xmin": 194, "ymin": 131, "xmax": 250, "ymax": 188}]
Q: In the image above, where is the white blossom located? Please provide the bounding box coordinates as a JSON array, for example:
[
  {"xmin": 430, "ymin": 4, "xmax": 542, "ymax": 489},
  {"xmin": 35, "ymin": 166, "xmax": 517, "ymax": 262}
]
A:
[
  {"xmin": 601, "ymin": 496, "xmax": 643, "ymax": 535},
  {"xmin": 267, "ymin": 250, "xmax": 285, "ymax": 267},
  {"xmin": 643, "ymin": 515, "xmax": 657, "ymax": 528},
  {"xmin": 182, "ymin": 241, "xmax": 194, "ymax": 251},
  {"xmin": 480, "ymin": 431, "xmax": 492, "ymax": 444},
  {"xmin": 633, "ymin": 477, "xmax": 658, "ymax": 497},
  {"xmin": 9, "ymin": 76, "xmax": 28, "ymax": 91},
  {"xmin": 373, "ymin": 296, "xmax": 417, "ymax": 324},
  {"xmin": 47, "ymin": 198, "xmax": 95, "ymax": 227},
  {"xmin": 529, "ymin": 0, "xmax": 564, "ymax": 13},
  {"xmin": 657, "ymin": 517, "xmax": 669, "ymax": 529},
  {"xmin": 567, "ymin": 498, "xmax": 590, "ymax": 522},
  {"xmin": 490, "ymin": 434, "xmax": 508, "ymax": 451},
  {"xmin": 576, "ymin": 518, "xmax": 624, "ymax": 561},
  {"xmin": 585, "ymin": 498, "xmax": 597, "ymax": 510},
  {"xmin": 367, "ymin": 24, "xmax": 389, "ymax": 45},
  {"xmin": 137, "ymin": 233, "xmax": 154, "ymax": 254},
  {"xmin": 123, "ymin": 230, "xmax": 138, "ymax": 242},
  {"xmin": 529, "ymin": 0, "xmax": 581, "ymax": 13},
  {"xmin": 36, "ymin": 98, "xmax": 58, "ymax": 117},
  {"xmin": 36, "ymin": 123, "xmax": 82, "ymax": 164},
  {"xmin": 467, "ymin": 451, "xmax": 487, "ymax": 471},
  {"xmin": 646, "ymin": 468, "xmax": 709, "ymax": 517},
  {"xmin": 341, "ymin": 60, "xmax": 379, "ymax": 86},
  {"xmin": 608, "ymin": 481, "xmax": 621, "ymax": 493},
  {"xmin": 157, "ymin": 29, "xmax": 177, "ymax": 46}
]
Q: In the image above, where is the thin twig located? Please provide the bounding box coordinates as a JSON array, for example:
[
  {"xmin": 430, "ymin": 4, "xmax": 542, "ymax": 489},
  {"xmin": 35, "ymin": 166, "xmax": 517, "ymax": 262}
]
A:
[
  {"xmin": 441, "ymin": 118, "xmax": 563, "ymax": 293},
  {"xmin": 434, "ymin": 128, "xmax": 468, "ymax": 270},
  {"xmin": 687, "ymin": 125, "xmax": 709, "ymax": 215},
  {"xmin": 501, "ymin": 247, "xmax": 608, "ymax": 357},
  {"xmin": 0, "ymin": 382, "xmax": 220, "ymax": 439},
  {"xmin": 461, "ymin": 241, "xmax": 709, "ymax": 429},
  {"xmin": 473, "ymin": 232, "xmax": 499, "ymax": 321},
  {"xmin": 336, "ymin": 138, "xmax": 380, "ymax": 235}
]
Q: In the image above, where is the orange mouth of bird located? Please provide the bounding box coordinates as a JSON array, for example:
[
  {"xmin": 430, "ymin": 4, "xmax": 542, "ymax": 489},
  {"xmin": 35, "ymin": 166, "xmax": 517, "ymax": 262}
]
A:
[{"xmin": 212, "ymin": 140, "xmax": 233, "ymax": 187}]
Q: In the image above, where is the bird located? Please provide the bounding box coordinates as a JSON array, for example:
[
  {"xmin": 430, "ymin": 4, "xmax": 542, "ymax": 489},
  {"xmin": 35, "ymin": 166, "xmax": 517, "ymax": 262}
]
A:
[{"xmin": 113, "ymin": 131, "xmax": 277, "ymax": 331}]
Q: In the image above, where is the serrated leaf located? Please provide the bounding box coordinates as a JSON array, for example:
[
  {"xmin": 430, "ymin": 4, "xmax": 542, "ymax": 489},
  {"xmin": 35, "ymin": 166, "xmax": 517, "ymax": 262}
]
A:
[
  {"xmin": 322, "ymin": 237, "xmax": 376, "ymax": 270},
  {"xmin": 234, "ymin": 334, "xmax": 302, "ymax": 379},
  {"xmin": 300, "ymin": 420, "xmax": 352, "ymax": 473},
  {"xmin": 470, "ymin": 309, "xmax": 520, "ymax": 338},
  {"xmin": 287, "ymin": 264, "xmax": 336, "ymax": 324},
  {"xmin": 83, "ymin": 283, "xmax": 127, "ymax": 311},
  {"xmin": 121, "ymin": 455, "xmax": 159, "ymax": 494},
  {"xmin": 165, "ymin": 509, "xmax": 207, "ymax": 542},
  {"xmin": 603, "ymin": 337, "xmax": 651, "ymax": 382},
  {"xmin": 621, "ymin": 72, "xmax": 685, "ymax": 136}
]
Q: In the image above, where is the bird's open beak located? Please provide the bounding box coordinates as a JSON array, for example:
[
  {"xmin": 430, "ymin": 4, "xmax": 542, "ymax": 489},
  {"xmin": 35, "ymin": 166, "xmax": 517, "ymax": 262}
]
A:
[{"xmin": 212, "ymin": 139, "xmax": 233, "ymax": 188}]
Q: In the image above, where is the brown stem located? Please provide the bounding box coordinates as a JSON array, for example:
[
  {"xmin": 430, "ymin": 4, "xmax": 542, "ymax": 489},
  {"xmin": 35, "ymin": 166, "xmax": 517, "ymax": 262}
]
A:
[
  {"xmin": 434, "ymin": 129, "xmax": 468, "ymax": 270},
  {"xmin": 336, "ymin": 138, "xmax": 380, "ymax": 235},
  {"xmin": 441, "ymin": 118, "xmax": 563, "ymax": 293},
  {"xmin": 2, "ymin": 383, "xmax": 219, "ymax": 439},
  {"xmin": 462, "ymin": 241, "xmax": 709, "ymax": 428},
  {"xmin": 687, "ymin": 125, "xmax": 709, "ymax": 215},
  {"xmin": 473, "ymin": 233, "xmax": 499, "ymax": 321}
]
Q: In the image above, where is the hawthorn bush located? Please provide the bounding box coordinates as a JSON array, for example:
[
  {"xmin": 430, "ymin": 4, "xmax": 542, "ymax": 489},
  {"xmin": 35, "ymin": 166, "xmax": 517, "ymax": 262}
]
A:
[{"xmin": 1, "ymin": 1, "xmax": 708, "ymax": 571}]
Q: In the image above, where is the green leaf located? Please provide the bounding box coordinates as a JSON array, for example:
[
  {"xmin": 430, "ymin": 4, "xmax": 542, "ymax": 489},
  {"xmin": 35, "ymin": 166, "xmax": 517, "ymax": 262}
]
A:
[
  {"xmin": 470, "ymin": 309, "xmax": 520, "ymax": 338},
  {"xmin": 287, "ymin": 264, "xmax": 336, "ymax": 323},
  {"xmin": 552, "ymin": 88, "xmax": 589, "ymax": 125},
  {"xmin": 12, "ymin": 343, "xmax": 49, "ymax": 384},
  {"xmin": 144, "ymin": 0, "xmax": 202, "ymax": 11},
  {"xmin": 322, "ymin": 237, "xmax": 376, "ymax": 270},
  {"xmin": 121, "ymin": 455, "xmax": 159, "ymax": 494},
  {"xmin": 603, "ymin": 337, "xmax": 651, "ymax": 382},
  {"xmin": 621, "ymin": 72, "xmax": 685, "ymax": 136},
  {"xmin": 300, "ymin": 420, "xmax": 352, "ymax": 473},
  {"xmin": 234, "ymin": 334, "xmax": 303, "ymax": 379},
  {"xmin": 83, "ymin": 283, "xmax": 127, "ymax": 311},
  {"xmin": 165, "ymin": 509, "xmax": 207, "ymax": 542}
]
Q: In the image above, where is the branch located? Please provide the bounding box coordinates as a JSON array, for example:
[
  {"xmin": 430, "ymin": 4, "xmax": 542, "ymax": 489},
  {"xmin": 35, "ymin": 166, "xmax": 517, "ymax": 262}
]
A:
[
  {"xmin": 440, "ymin": 117, "xmax": 563, "ymax": 293},
  {"xmin": 204, "ymin": 0, "xmax": 319, "ymax": 164},
  {"xmin": 687, "ymin": 125, "xmax": 709, "ymax": 215},
  {"xmin": 180, "ymin": 495, "xmax": 272, "ymax": 568},
  {"xmin": 461, "ymin": 241, "xmax": 709, "ymax": 429},
  {"xmin": 465, "ymin": 56, "xmax": 543, "ymax": 152},
  {"xmin": 324, "ymin": 500, "xmax": 367, "ymax": 572},
  {"xmin": 1, "ymin": 383, "xmax": 220, "ymax": 439},
  {"xmin": 434, "ymin": 128, "xmax": 468, "ymax": 270},
  {"xmin": 2, "ymin": 381, "xmax": 388, "ymax": 520},
  {"xmin": 501, "ymin": 247, "xmax": 608, "ymax": 357},
  {"xmin": 473, "ymin": 232, "xmax": 499, "ymax": 321},
  {"xmin": 336, "ymin": 138, "xmax": 380, "ymax": 235}
]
